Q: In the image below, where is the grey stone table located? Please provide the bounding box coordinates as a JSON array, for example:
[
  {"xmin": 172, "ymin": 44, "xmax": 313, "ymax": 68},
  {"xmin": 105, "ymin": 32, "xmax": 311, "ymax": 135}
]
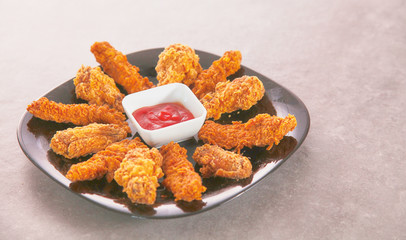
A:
[{"xmin": 1, "ymin": 0, "xmax": 405, "ymax": 239}]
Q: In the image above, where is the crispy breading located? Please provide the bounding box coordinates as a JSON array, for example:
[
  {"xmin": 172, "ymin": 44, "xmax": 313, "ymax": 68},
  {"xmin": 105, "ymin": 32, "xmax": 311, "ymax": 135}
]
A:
[
  {"xmin": 66, "ymin": 138, "xmax": 148, "ymax": 182},
  {"xmin": 74, "ymin": 65, "xmax": 125, "ymax": 112},
  {"xmin": 26, "ymin": 97, "xmax": 131, "ymax": 133},
  {"xmin": 155, "ymin": 44, "xmax": 202, "ymax": 87},
  {"xmin": 90, "ymin": 41, "xmax": 154, "ymax": 94},
  {"xmin": 201, "ymin": 75, "xmax": 265, "ymax": 120},
  {"xmin": 159, "ymin": 142, "xmax": 206, "ymax": 202},
  {"xmin": 192, "ymin": 50, "xmax": 242, "ymax": 99},
  {"xmin": 198, "ymin": 114, "xmax": 297, "ymax": 153},
  {"xmin": 114, "ymin": 148, "xmax": 164, "ymax": 205},
  {"xmin": 50, "ymin": 123, "xmax": 128, "ymax": 159},
  {"xmin": 193, "ymin": 144, "xmax": 252, "ymax": 179}
]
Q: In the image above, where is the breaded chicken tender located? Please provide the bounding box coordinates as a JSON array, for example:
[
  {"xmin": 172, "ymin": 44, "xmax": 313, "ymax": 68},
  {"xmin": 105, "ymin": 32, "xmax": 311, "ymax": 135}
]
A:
[
  {"xmin": 74, "ymin": 65, "xmax": 125, "ymax": 112},
  {"xmin": 27, "ymin": 97, "xmax": 131, "ymax": 133},
  {"xmin": 66, "ymin": 138, "xmax": 148, "ymax": 183},
  {"xmin": 193, "ymin": 144, "xmax": 252, "ymax": 179},
  {"xmin": 155, "ymin": 44, "xmax": 202, "ymax": 87},
  {"xmin": 159, "ymin": 142, "xmax": 206, "ymax": 202},
  {"xmin": 198, "ymin": 114, "xmax": 297, "ymax": 153},
  {"xmin": 201, "ymin": 75, "xmax": 265, "ymax": 120},
  {"xmin": 114, "ymin": 148, "xmax": 164, "ymax": 205},
  {"xmin": 91, "ymin": 41, "xmax": 154, "ymax": 94},
  {"xmin": 192, "ymin": 50, "xmax": 242, "ymax": 99},
  {"xmin": 50, "ymin": 123, "xmax": 128, "ymax": 159}
]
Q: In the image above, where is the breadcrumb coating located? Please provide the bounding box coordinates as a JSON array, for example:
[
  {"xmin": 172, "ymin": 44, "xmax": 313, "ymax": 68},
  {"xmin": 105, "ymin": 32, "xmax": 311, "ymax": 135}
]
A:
[
  {"xmin": 50, "ymin": 123, "xmax": 128, "ymax": 159},
  {"xmin": 155, "ymin": 44, "xmax": 202, "ymax": 87},
  {"xmin": 193, "ymin": 144, "xmax": 252, "ymax": 179},
  {"xmin": 114, "ymin": 148, "xmax": 164, "ymax": 205},
  {"xmin": 159, "ymin": 142, "xmax": 206, "ymax": 202},
  {"xmin": 192, "ymin": 50, "xmax": 242, "ymax": 99},
  {"xmin": 198, "ymin": 114, "xmax": 297, "ymax": 153},
  {"xmin": 66, "ymin": 138, "xmax": 148, "ymax": 182},
  {"xmin": 27, "ymin": 97, "xmax": 131, "ymax": 133},
  {"xmin": 201, "ymin": 75, "xmax": 265, "ymax": 120},
  {"xmin": 74, "ymin": 65, "xmax": 124, "ymax": 112},
  {"xmin": 91, "ymin": 41, "xmax": 154, "ymax": 94}
]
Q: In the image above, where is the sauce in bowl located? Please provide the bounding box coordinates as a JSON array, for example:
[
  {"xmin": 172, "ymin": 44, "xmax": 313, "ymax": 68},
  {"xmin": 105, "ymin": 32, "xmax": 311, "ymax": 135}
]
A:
[{"xmin": 132, "ymin": 102, "xmax": 195, "ymax": 130}]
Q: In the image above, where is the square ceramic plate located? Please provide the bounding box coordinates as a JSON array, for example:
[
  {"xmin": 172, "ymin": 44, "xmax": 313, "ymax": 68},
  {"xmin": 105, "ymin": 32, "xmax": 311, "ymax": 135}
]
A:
[{"xmin": 17, "ymin": 48, "xmax": 310, "ymax": 219}]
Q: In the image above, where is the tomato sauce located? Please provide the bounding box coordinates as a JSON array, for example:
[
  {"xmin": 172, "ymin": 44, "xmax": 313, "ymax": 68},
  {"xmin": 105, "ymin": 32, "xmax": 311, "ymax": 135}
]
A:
[{"xmin": 132, "ymin": 102, "xmax": 195, "ymax": 130}]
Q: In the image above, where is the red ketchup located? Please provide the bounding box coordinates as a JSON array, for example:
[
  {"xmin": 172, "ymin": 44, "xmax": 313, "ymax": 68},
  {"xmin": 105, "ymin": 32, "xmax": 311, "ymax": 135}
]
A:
[{"xmin": 132, "ymin": 102, "xmax": 194, "ymax": 130}]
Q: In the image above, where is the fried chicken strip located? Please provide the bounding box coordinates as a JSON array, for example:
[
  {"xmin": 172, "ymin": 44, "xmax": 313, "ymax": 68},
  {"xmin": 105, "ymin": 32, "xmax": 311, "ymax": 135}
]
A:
[
  {"xmin": 201, "ymin": 75, "xmax": 265, "ymax": 120},
  {"xmin": 155, "ymin": 44, "xmax": 202, "ymax": 87},
  {"xmin": 198, "ymin": 114, "xmax": 297, "ymax": 153},
  {"xmin": 50, "ymin": 123, "xmax": 128, "ymax": 159},
  {"xmin": 66, "ymin": 138, "xmax": 148, "ymax": 183},
  {"xmin": 74, "ymin": 65, "xmax": 125, "ymax": 112},
  {"xmin": 91, "ymin": 41, "xmax": 154, "ymax": 94},
  {"xmin": 192, "ymin": 50, "xmax": 242, "ymax": 99},
  {"xmin": 193, "ymin": 144, "xmax": 252, "ymax": 179},
  {"xmin": 114, "ymin": 148, "xmax": 164, "ymax": 205},
  {"xmin": 27, "ymin": 97, "xmax": 131, "ymax": 133},
  {"xmin": 159, "ymin": 142, "xmax": 206, "ymax": 202}
]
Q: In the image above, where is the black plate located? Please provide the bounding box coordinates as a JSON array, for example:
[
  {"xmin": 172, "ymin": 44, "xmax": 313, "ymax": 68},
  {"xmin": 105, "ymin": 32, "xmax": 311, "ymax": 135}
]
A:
[{"xmin": 17, "ymin": 48, "xmax": 310, "ymax": 219}]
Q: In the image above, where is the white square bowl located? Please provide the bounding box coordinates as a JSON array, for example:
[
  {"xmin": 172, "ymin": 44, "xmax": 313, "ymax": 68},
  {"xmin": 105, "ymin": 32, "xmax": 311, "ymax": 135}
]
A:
[{"xmin": 122, "ymin": 83, "xmax": 207, "ymax": 147}]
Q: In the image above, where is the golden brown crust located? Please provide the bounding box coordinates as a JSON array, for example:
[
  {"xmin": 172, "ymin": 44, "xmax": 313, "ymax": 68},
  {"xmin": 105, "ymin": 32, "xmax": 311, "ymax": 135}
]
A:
[
  {"xmin": 74, "ymin": 65, "xmax": 124, "ymax": 112},
  {"xmin": 26, "ymin": 97, "xmax": 131, "ymax": 133},
  {"xmin": 114, "ymin": 148, "xmax": 164, "ymax": 205},
  {"xmin": 90, "ymin": 41, "xmax": 154, "ymax": 94},
  {"xmin": 159, "ymin": 142, "xmax": 206, "ymax": 202},
  {"xmin": 192, "ymin": 50, "xmax": 242, "ymax": 99},
  {"xmin": 201, "ymin": 75, "xmax": 265, "ymax": 120},
  {"xmin": 198, "ymin": 114, "xmax": 297, "ymax": 153},
  {"xmin": 193, "ymin": 144, "xmax": 252, "ymax": 179},
  {"xmin": 50, "ymin": 123, "xmax": 128, "ymax": 159},
  {"xmin": 155, "ymin": 44, "xmax": 202, "ymax": 87},
  {"xmin": 65, "ymin": 138, "xmax": 148, "ymax": 182}
]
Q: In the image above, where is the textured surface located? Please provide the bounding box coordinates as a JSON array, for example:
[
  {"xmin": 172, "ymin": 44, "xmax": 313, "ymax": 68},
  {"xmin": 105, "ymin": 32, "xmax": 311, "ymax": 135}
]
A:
[{"xmin": 1, "ymin": 0, "xmax": 405, "ymax": 239}]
